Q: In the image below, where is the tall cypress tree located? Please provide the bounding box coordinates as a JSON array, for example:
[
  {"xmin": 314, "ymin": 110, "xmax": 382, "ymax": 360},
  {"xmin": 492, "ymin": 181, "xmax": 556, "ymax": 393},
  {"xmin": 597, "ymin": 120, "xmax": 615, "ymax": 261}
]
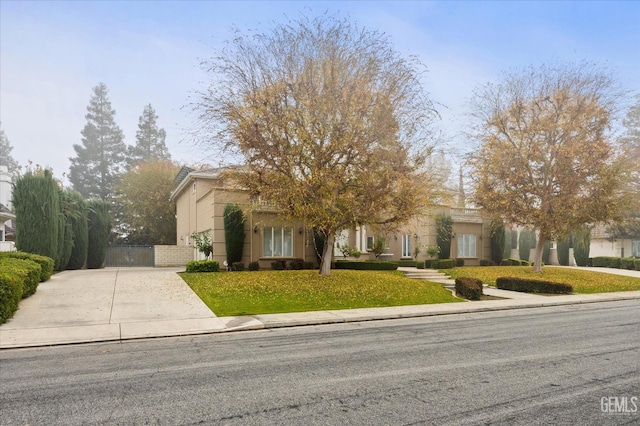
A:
[
  {"xmin": 66, "ymin": 192, "xmax": 88, "ymax": 270},
  {"xmin": 436, "ymin": 214, "xmax": 453, "ymax": 259},
  {"xmin": 224, "ymin": 204, "xmax": 245, "ymax": 265},
  {"xmin": 13, "ymin": 170, "xmax": 59, "ymax": 259},
  {"xmin": 87, "ymin": 198, "xmax": 110, "ymax": 269},
  {"xmin": 69, "ymin": 83, "xmax": 127, "ymax": 200},
  {"xmin": 128, "ymin": 104, "xmax": 170, "ymax": 167}
]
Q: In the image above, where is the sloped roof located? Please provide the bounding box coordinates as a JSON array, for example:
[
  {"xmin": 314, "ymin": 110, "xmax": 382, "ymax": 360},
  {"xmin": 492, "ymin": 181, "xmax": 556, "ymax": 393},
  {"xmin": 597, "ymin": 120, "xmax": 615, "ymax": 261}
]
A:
[{"xmin": 0, "ymin": 203, "xmax": 15, "ymax": 222}]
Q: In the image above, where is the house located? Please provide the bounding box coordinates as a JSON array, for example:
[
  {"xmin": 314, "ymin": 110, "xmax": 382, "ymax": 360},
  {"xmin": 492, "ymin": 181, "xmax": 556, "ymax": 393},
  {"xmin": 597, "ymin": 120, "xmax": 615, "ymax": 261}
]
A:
[
  {"xmin": 590, "ymin": 223, "xmax": 640, "ymax": 258},
  {"xmin": 169, "ymin": 166, "xmax": 493, "ymax": 267},
  {"xmin": 0, "ymin": 165, "xmax": 15, "ymax": 251}
]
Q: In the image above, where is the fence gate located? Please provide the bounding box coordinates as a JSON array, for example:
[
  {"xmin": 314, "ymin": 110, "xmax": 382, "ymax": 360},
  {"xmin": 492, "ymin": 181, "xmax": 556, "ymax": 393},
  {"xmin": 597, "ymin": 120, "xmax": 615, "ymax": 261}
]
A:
[{"xmin": 105, "ymin": 245, "xmax": 154, "ymax": 267}]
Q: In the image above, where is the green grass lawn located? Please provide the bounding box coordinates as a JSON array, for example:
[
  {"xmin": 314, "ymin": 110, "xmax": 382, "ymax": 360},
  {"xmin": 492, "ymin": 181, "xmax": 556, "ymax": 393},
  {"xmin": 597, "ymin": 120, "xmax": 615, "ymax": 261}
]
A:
[
  {"xmin": 445, "ymin": 266, "xmax": 640, "ymax": 294},
  {"xmin": 180, "ymin": 269, "xmax": 462, "ymax": 316}
]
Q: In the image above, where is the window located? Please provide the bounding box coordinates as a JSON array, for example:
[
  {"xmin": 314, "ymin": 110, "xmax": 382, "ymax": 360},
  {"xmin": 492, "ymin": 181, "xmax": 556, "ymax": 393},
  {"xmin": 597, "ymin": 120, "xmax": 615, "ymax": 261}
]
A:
[
  {"xmin": 633, "ymin": 240, "xmax": 640, "ymax": 258},
  {"xmin": 263, "ymin": 226, "xmax": 293, "ymax": 257},
  {"xmin": 366, "ymin": 236, "xmax": 375, "ymax": 250},
  {"xmin": 401, "ymin": 234, "xmax": 412, "ymax": 258},
  {"xmin": 457, "ymin": 234, "xmax": 476, "ymax": 258}
]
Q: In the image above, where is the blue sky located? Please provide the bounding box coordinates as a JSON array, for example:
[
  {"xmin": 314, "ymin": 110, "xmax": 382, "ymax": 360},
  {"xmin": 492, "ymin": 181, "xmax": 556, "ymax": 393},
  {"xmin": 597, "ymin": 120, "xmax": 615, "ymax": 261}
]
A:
[{"xmin": 1, "ymin": 0, "xmax": 639, "ymax": 179}]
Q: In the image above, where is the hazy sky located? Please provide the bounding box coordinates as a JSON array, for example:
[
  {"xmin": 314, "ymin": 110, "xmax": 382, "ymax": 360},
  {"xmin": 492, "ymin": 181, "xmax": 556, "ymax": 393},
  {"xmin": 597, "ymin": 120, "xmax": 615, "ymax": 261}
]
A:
[{"xmin": 1, "ymin": 0, "xmax": 639, "ymax": 181}]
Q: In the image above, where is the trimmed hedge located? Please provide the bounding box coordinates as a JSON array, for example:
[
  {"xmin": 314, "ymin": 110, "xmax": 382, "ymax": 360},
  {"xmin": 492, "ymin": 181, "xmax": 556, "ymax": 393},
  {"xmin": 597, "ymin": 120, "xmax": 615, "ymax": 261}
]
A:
[
  {"xmin": 416, "ymin": 262, "xmax": 425, "ymax": 269},
  {"xmin": 231, "ymin": 262, "xmax": 245, "ymax": 272},
  {"xmin": 0, "ymin": 251, "xmax": 54, "ymax": 282},
  {"xmin": 635, "ymin": 259, "xmax": 640, "ymax": 271},
  {"xmin": 0, "ymin": 258, "xmax": 40, "ymax": 299},
  {"xmin": 248, "ymin": 261, "xmax": 260, "ymax": 271},
  {"xmin": 0, "ymin": 272, "xmax": 23, "ymax": 324},
  {"xmin": 620, "ymin": 258, "xmax": 635, "ymax": 270},
  {"xmin": 432, "ymin": 259, "xmax": 454, "ymax": 269},
  {"xmin": 334, "ymin": 260, "xmax": 398, "ymax": 270},
  {"xmin": 398, "ymin": 260, "xmax": 418, "ymax": 267},
  {"xmin": 592, "ymin": 256, "xmax": 623, "ymax": 268},
  {"xmin": 496, "ymin": 276, "xmax": 572, "ymax": 294},
  {"xmin": 289, "ymin": 258, "xmax": 304, "ymax": 270},
  {"xmin": 185, "ymin": 260, "xmax": 220, "ymax": 272},
  {"xmin": 424, "ymin": 259, "xmax": 432, "ymax": 268},
  {"xmin": 455, "ymin": 277, "xmax": 483, "ymax": 300},
  {"xmin": 454, "ymin": 258, "xmax": 465, "ymax": 267}
]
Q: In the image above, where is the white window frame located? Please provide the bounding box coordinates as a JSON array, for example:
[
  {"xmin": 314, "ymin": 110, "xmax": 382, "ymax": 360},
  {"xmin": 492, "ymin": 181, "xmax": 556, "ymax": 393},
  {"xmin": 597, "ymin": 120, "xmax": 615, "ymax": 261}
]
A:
[
  {"xmin": 263, "ymin": 226, "xmax": 293, "ymax": 257},
  {"xmin": 401, "ymin": 234, "xmax": 412, "ymax": 258},
  {"xmin": 633, "ymin": 240, "xmax": 640, "ymax": 258},
  {"xmin": 366, "ymin": 236, "xmax": 375, "ymax": 251},
  {"xmin": 457, "ymin": 233, "xmax": 477, "ymax": 258}
]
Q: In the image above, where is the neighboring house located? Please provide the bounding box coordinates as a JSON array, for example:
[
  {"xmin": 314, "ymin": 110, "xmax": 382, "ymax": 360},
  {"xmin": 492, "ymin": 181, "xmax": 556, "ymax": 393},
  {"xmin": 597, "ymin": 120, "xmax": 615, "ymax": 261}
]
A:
[
  {"xmin": 0, "ymin": 165, "xmax": 15, "ymax": 251},
  {"xmin": 169, "ymin": 167, "xmax": 493, "ymax": 267},
  {"xmin": 590, "ymin": 223, "xmax": 640, "ymax": 258}
]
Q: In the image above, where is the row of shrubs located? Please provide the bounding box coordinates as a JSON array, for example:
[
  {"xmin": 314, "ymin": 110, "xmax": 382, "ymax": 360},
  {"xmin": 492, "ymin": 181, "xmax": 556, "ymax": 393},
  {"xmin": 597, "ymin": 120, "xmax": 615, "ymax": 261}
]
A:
[
  {"xmin": 496, "ymin": 276, "xmax": 573, "ymax": 294},
  {"xmin": 591, "ymin": 257, "xmax": 640, "ymax": 271},
  {"xmin": 0, "ymin": 252, "xmax": 54, "ymax": 323}
]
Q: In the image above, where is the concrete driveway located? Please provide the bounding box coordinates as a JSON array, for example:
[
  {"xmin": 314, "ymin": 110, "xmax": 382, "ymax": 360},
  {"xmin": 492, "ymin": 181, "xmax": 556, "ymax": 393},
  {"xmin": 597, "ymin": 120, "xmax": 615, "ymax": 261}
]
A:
[{"xmin": 0, "ymin": 268, "xmax": 227, "ymax": 347}]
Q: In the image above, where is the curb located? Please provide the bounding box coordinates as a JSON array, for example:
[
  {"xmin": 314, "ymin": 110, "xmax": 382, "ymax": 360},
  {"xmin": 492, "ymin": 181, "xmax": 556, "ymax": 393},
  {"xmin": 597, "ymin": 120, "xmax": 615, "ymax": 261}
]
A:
[{"xmin": 2, "ymin": 293, "xmax": 639, "ymax": 350}]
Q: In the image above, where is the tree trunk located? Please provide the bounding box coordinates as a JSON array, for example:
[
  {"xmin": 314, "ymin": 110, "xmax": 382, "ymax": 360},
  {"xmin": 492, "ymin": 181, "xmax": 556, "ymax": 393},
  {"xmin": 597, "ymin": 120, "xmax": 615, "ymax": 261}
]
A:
[
  {"xmin": 319, "ymin": 233, "xmax": 335, "ymax": 276},
  {"xmin": 532, "ymin": 231, "xmax": 546, "ymax": 273}
]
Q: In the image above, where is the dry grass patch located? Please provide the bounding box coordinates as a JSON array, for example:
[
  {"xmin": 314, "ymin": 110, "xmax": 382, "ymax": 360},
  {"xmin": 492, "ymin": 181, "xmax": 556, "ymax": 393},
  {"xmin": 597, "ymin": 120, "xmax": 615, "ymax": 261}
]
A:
[
  {"xmin": 180, "ymin": 270, "xmax": 462, "ymax": 316},
  {"xmin": 446, "ymin": 266, "xmax": 640, "ymax": 294}
]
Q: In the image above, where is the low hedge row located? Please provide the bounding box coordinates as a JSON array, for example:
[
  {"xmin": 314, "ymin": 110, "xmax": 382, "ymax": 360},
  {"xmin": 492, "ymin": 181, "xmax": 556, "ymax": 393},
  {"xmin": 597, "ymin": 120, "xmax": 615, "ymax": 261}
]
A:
[
  {"xmin": 499, "ymin": 258, "xmax": 532, "ymax": 266},
  {"xmin": 454, "ymin": 277, "xmax": 483, "ymax": 300},
  {"xmin": 0, "ymin": 251, "xmax": 54, "ymax": 282},
  {"xmin": 432, "ymin": 259, "xmax": 454, "ymax": 269},
  {"xmin": 334, "ymin": 260, "xmax": 398, "ymax": 270},
  {"xmin": 398, "ymin": 260, "xmax": 418, "ymax": 267},
  {"xmin": 591, "ymin": 256, "xmax": 640, "ymax": 271},
  {"xmin": 185, "ymin": 260, "xmax": 220, "ymax": 272},
  {"xmin": 496, "ymin": 276, "xmax": 572, "ymax": 294},
  {"xmin": 0, "ymin": 252, "xmax": 54, "ymax": 324}
]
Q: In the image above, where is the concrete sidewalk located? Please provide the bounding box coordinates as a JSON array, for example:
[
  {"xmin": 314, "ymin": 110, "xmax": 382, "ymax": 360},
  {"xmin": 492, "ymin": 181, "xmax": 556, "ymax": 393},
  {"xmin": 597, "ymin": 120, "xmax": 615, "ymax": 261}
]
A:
[{"xmin": 1, "ymin": 267, "xmax": 640, "ymax": 349}]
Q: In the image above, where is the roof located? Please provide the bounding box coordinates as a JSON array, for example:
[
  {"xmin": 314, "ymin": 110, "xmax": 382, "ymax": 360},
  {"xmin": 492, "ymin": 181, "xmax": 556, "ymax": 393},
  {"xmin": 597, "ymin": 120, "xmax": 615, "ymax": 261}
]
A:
[
  {"xmin": 169, "ymin": 168, "xmax": 227, "ymax": 202},
  {"xmin": 0, "ymin": 203, "xmax": 15, "ymax": 222}
]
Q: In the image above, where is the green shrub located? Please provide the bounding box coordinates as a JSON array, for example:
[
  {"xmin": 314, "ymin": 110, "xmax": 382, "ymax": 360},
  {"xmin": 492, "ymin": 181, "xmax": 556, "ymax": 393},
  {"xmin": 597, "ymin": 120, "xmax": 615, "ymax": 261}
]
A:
[
  {"xmin": 271, "ymin": 260, "xmax": 286, "ymax": 270},
  {"xmin": 288, "ymin": 258, "xmax": 304, "ymax": 270},
  {"xmin": 248, "ymin": 261, "xmax": 260, "ymax": 271},
  {"xmin": 0, "ymin": 272, "xmax": 23, "ymax": 324},
  {"xmin": 454, "ymin": 258, "xmax": 465, "ymax": 267},
  {"xmin": 518, "ymin": 229, "xmax": 536, "ymax": 262},
  {"xmin": 223, "ymin": 204, "xmax": 245, "ymax": 265},
  {"xmin": 634, "ymin": 259, "xmax": 640, "ymax": 271},
  {"xmin": 572, "ymin": 227, "xmax": 591, "ymax": 266},
  {"xmin": 303, "ymin": 262, "xmax": 316, "ymax": 270},
  {"xmin": 496, "ymin": 276, "xmax": 572, "ymax": 294},
  {"xmin": 490, "ymin": 219, "xmax": 505, "ymax": 265},
  {"xmin": 424, "ymin": 259, "xmax": 432, "ymax": 268},
  {"xmin": 592, "ymin": 256, "xmax": 622, "ymax": 268},
  {"xmin": 334, "ymin": 260, "xmax": 398, "ymax": 270},
  {"xmin": 0, "ymin": 251, "xmax": 54, "ymax": 282},
  {"xmin": 398, "ymin": 260, "xmax": 417, "ymax": 267},
  {"xmin": 0, "ymin": 258, "xmax": 41, "ymax": 298},
  {"xmin": 500, "ymin": 259, "xmax": 512, "ymax": 266},
  {"xmin": 13, "ymin": 169, "xmax": 60, "ymax": 260},
  {"xmin": 455, "ymin": 277, "xmax": 483, "ymax": 300},
  {"xmin": 479, "ymin": 259, "xmax": 491, "ymax": 266},
  {"xmin": 185, "ymin": 260, "xmax": 220, "ymax": 273},
  {"xmin": 436, "ymin": 214, "xmax": 453, "ymax": 259},
  {"xmin": 86, "ymin": 198, "xmax": 110, "ymax": 269},
  {"xmin": 433, "ymin": 259, "xmax": 454, "ymax": 269},
  {"xmin": 416, "ymin": 262, "xmax": 425, "ymax": 269},
  {"xmin": 231, "ymin": 262, "xmax": 245, "ymax": 272},
  {"xmin": 66, "ymin": 192, "xmax": 88, "ymax": 270},
  {"xmin": 620, "ymin": 258, "xmax": 635, "ymax": 270}
]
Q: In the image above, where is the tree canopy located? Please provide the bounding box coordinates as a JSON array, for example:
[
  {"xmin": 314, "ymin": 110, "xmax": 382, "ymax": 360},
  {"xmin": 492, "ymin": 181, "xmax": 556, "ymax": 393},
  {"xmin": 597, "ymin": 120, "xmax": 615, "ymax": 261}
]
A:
[
  {"xmin": 114, "ymin": 160, "xmax": 179, "ymax": 245},
  {"xmin": 128, "ymin": 104, "xmax": 171, "ymax": 167},
  {"xmin": 194, "ymin": 14, "xmax": 442, "ymax": 275},
  {"xmin": 469, "ymin": 61, "xmax": 635, "ymax": 272},
  {"xmin": 69, "ymin": 83, "xmax": 127, "ymax": 200},
  {"xmin": 0, "ymin": 127, "xmax": 19, "ymax": 176}
]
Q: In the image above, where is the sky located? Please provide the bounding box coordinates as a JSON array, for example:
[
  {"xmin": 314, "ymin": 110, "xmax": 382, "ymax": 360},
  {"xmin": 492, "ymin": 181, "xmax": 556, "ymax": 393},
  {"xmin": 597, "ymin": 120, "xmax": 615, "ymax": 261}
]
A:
[{"xmin": 1, "ymin": 0, "xmax": 639, "ymax": 183}]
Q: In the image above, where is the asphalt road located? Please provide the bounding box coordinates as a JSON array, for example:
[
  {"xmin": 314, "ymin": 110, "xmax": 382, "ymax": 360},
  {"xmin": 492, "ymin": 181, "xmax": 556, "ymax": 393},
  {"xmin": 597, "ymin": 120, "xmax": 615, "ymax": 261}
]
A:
[{"xmin": 1, "ymin": 300, "xmax": 639, "ymax": 425}]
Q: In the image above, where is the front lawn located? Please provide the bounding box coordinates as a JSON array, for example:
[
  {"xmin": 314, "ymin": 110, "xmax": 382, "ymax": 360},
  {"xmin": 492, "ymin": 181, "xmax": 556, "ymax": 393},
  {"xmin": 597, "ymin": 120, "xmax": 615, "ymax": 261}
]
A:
[
  {"xmin": 445, "ymin": 266, "xmax": 640, "ymax": 294},
  {"xmin": 180, "ymin": 270, "xmax": 462, "ymax": 316}
]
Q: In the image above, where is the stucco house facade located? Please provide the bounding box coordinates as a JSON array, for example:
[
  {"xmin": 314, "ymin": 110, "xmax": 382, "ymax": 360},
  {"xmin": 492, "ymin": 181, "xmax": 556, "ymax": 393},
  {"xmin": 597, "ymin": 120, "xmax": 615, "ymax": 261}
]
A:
[
  {"xmin": 0, "ymin": 165, "xmax": 15, "ymax": 251},
  {"xmin": 169, "ymin": 167, "xmax": 493, "ymax": 267}
]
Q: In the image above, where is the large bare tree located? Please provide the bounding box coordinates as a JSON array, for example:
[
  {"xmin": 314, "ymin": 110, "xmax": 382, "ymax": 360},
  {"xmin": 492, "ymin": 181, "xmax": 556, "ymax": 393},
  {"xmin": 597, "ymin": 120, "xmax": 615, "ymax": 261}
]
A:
[
  {"xmin": 469, "ymin": 62, "xmax": 635, "ymax": 272},
  {"xmin": 194, "ymin": 15, "xmax": 442, "ymax": 275}
]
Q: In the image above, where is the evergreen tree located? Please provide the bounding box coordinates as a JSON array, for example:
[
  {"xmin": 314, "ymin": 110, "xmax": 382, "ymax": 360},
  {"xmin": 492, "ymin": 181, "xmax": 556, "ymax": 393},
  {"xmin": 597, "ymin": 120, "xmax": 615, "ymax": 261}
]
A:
[
  {"xmin": 86, "ymin": 198, "xmax": 110, "ymax": 269},
  {"xmin": 69, "ymin": 83, "xmax": 127, "ymax": 200},
  {"xmin": 436, "ymin": 214, "xmax": 454, "ymax": 259},
  {"xmin": 0, "ymin": 127, "xmax": 19, "ymax": 176},
  {"xmin": 489, "ymin": 219, "xmax": 505, "ymax": 265},
  {"xmin": 13, "ymin": 169, "xmax": 60, "ymax": 259},
  {"xmin": 224, "ymin": 204, "xmax": 245, "ymax": 265},
  {"xmin": 66, "ymin": 192, "xmax": 88, "ymax": 270},
  {"xmin": 128, "ymin": 104, "xmax": 170, "ymax": 167}
]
